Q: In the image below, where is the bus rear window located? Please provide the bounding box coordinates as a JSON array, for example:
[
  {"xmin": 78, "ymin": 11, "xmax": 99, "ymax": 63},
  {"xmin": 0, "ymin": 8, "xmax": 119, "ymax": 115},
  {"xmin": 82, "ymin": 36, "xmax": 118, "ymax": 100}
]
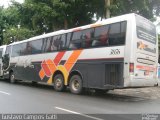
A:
[{"xmin": 136, "ymin": 15, "xmax": 156, "ymax": 44}]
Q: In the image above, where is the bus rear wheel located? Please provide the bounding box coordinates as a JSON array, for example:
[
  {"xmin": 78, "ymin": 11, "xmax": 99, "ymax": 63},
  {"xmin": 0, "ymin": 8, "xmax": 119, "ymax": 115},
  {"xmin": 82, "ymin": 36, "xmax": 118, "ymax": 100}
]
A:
[
  {"xmin": 53, "ymin": 74, "xmax": 65, "ymax": 92},
  {"xmin": 69, "ymin": 75, "xmax": 83, "ymax": 94},
  {"xmin": 9, "ymin": 72, "xmax": 16, "ymax": 83}
]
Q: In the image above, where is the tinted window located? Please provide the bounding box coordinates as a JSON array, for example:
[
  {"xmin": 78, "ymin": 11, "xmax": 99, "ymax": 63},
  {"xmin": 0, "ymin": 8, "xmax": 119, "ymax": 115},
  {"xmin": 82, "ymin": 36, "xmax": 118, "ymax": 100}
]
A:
[
  {"xmin": 109, "ymin": 22, "xmax": 126, "ymax": 46},
  {"xmin": 41, "ymin": 38, "xmax": 47, "ymax": 53},
  {"xmin": 120, "ymin": 22, "xmax": 127, "ymax": 44},
  {"xmin": 31, "ymin": 39, "xmax": 43, "ymax": 54},
  {"xmin": 121, "ymin": 21, "xmax": 127, "ymax": 33},
  {"xmin": 44, "ymin": 37, "xmax": 51, "ymax": 52},
  {"xmin": 25, "ymin": 42, "xmax": 32, "ymax": 55},
  {"xmin": 81, "ymin": 28, "xmax": 94, "ymax": 48},
  {"xmin": 61, "ymin": 34, "xmax": 66, "ymax": 49},
  {"xmin": 45, "ymin": 37, "xmax": 56, "ymax": 52},
  {"xmin": 45, "ymin": 35, "xmax": 61, "ymax": 52},
  {"xmin": 5, "ymin": 46, "xmax": 11, "ymax": 55},
  {"xmin": 69, "ymin": 31, "xmax": 82, "ymax": 49},
  {"xmin": 109, "ymin": 23, "xmax": 120, "ymax": 45},
  {"xmin": 66, "ymin": 33, "xmax": 72, "ymax": 48},
  {"xmin": 0, "ymin": 48, "xmax": 3, "ymax": 58},
  {"xmin": 53, "ymin": 35, "xmax": 61, "ymax": 50},
  {"xmin": 12, "ymin": 44, "xmax": 22, "ymax": 57},
  {"xmin": 12, "ymin": 43, "xmax": 27, "ymax": 57},
  {"xmin": 136, "ymin": 15, "xmax": 156, "ymax": 44},
  {"xmin": 92, "ymin": 25, "xmax": 109, "ymax": 47},
  {"xmin": 19, "ymin": 43, "xmax": 27, "ymax": 55},
  {"xmin": 8, "ymin": 22, "xmax": 127, "ymax": 56},
  {"xmin": 72, "ymin": 31, "xmax": 82, "ymax": 40}
]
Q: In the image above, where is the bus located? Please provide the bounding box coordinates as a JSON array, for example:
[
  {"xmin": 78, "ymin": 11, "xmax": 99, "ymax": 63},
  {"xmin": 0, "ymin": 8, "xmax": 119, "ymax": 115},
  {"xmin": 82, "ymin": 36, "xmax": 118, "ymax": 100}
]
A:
[
  {"xmin": 0, "ymin": 45, "xmax": 6, "ymax": 77},
  {"xmin": 2, "ymin": 13, "xmax": 158, "ymax": 94}
]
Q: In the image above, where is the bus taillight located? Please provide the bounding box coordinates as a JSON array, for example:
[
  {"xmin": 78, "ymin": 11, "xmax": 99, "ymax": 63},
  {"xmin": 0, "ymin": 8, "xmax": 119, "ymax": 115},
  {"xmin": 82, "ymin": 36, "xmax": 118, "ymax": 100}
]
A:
[{"xmin": 129, "ymin": 63, "xmax": 134, "ymax": 73}]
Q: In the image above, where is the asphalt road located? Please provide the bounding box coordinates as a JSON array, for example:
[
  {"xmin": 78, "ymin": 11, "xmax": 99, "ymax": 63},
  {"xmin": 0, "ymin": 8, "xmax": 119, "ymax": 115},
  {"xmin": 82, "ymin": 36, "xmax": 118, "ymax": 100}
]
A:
[{"xmin": 0, "ymin": 79, "xmax": 160, "ymax": 120}]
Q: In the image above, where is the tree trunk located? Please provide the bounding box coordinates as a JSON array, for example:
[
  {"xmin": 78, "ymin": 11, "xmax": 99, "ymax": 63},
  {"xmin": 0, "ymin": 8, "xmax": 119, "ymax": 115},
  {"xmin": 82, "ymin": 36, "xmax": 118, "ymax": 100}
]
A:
[
  {"xmin": 64, "ymin": 19, "xmax": 68, "ymax": 29},
  {"xmin": 105, "ymin": 0, "xmax": 110, "ymax": 18}
]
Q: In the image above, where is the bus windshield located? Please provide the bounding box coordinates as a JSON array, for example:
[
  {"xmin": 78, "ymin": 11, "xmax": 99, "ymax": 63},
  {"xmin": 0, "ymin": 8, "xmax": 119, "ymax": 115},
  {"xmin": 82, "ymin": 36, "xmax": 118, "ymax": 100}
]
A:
[{"xmin": 136, "ymin": 15, "xmax": 156, "ymax": 44}]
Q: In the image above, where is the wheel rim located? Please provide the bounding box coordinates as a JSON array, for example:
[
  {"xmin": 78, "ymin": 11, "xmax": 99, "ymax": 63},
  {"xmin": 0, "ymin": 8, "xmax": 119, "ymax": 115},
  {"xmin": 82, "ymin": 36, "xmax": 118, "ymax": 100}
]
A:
[
  {"xmin": 55, "ymin": 78, "xmax": 62, "ymax": 89},
  {"xmin": 72, "ymin": 79, "xmax": 80, "ymax": 91}
]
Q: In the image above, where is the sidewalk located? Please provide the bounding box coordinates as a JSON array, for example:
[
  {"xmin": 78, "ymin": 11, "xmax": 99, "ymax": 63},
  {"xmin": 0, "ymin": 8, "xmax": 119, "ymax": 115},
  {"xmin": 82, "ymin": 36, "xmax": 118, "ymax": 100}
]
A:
[{"xmin": 110, "ymin": 86, "xmax": 160, "ymax": 100}]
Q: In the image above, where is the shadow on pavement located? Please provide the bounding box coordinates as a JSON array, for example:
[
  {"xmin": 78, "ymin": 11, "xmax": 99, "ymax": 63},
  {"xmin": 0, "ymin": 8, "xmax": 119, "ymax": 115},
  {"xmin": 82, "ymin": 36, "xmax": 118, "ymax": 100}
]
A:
[{"xmin": 0, "ymin": 79, "xmax": 154, "ymax": 102}]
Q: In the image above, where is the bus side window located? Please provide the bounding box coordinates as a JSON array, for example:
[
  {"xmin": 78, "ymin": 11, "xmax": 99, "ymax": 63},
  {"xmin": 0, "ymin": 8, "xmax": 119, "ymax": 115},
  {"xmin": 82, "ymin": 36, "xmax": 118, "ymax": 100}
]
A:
[
  {"xmin": 5, "ymin": 46, "xmax": 11, "ymax": 55},
  {"xmin": 31, "ymin": 39, "xmax": 43, "ymax": 54},
  {"xmin": 92, "ymin": 25, "xmax": 109, "ymax": 47},
  {"xmin": 120, "ymin": 21, "xmax": 127, "ymax": 44},
  {"xmin": 53, "ymin": 35, "xmax": 61, "ymax": 51},
  {"xmin": 0, "ymin": 48, "xmax": 3, "ymax": 58},
  {"xmin": 20, "ymin": 43, "xmax": 27, "ymax": 55},
  {"xmin": 45, "ymin": 37, "xmax": 54, "ymax": 52},
  {"xmin": 108, "ymin": 22, "xmax": 121, "ymax": 46},
  {"xmin": 69, "ymin": 31, "xmax": 82, "ymax": 50},
  {"xmin": 107, "ymin": 22, "xmax": 127, "ymax": 46},
  {"xmin": 60, "ymin": 34, "xmax": 66, "ymax": 50},
  {"xmin": 12, "ymin": 44, "xmax": 21, "ymax": 57},
  {"xmin": 41, "ymin": 38, "xmax": 47, "ymax": 53},
  {"xmin": 82, "ymin": 28, "xmax": 94, "ymax": 48},
  {"xmin": 25, "ymin": 42, "xmax": 32, "ymax": 55},
  {"xmin": 66, "ymin": 33, "xmax": 71, "ymax": 49},
  {"xmin": 45, "ymin": 35, "xmax": 61, "ymax": 52}
]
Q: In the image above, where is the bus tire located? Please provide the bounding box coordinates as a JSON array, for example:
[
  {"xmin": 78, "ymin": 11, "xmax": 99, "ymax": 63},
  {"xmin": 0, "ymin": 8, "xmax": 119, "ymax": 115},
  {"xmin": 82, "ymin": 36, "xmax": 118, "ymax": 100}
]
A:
[
  {"xmin": 69, "ymin": 75, "xmax": 83, "ymax": 94},
  {"xmin": 54, "ymin": 74, "xmax": 65, "ymax": 92},
  {"xmin": 9, "ymin": 72, "xmax": 16, "ymax": 84}
]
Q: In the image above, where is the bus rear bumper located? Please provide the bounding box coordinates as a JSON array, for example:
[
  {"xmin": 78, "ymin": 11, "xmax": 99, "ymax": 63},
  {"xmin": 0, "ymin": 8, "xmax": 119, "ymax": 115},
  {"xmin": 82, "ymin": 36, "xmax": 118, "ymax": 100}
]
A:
[{"xmin": 124, "ymin": 78, "xmax": 158, "ymax": 87}]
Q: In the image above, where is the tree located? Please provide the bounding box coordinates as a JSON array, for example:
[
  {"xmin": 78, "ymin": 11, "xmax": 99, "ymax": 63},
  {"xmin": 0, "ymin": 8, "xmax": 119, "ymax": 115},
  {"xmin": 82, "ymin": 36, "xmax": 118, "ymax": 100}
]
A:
[
  {"xmin": 3, "ymin": 27, "xmax": 35, "ymax": 44},
  {"xmin": 14, "ymin": 0, "xmax": 94, "ymax": 34},
  {"xmin": 1, "ymin": 0, "xmax": 160, "ymax": 44},
  {"xmin": 0, "ymin": 1, "xmax": 35, "ymax": 44},
  {"xmin": 105, "ymin": 0, "xmax": 111, "ymax": 18},
  {"xmin": 3, "ymin": 4, "xmax": 21, "ymax": 27},
  {"xmin": 8, "ymin": 0, "xmax": 160, "ymax": 33},
  {"xmin": 0, "ymin": 7, "xmax": 7, "ymax": 45},
  {"xmin": 92, "ymin": 0, "xmax": 160, "ymax": 20}
]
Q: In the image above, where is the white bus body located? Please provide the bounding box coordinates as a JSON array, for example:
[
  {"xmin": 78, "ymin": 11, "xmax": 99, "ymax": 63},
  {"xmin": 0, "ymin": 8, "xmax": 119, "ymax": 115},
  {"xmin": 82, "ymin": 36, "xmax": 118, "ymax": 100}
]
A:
[
  {"xmin": 3, "ymin": 13, "xmax": 158, "ymax": 94},
  {"xmin": 0, "ymin": 45, "xmax": 7, "ymax": 77}
]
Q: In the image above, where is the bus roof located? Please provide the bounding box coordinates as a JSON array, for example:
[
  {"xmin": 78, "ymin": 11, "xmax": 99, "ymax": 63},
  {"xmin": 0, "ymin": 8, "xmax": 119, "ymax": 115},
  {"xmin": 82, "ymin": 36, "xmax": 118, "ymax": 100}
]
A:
[
  {"xmin": 9, "ymin": 13, "xmax": 145, "ymax": 46},
  {"xmin": 0, "ymin": 45, "xmax": 7, "ymax": 49}
]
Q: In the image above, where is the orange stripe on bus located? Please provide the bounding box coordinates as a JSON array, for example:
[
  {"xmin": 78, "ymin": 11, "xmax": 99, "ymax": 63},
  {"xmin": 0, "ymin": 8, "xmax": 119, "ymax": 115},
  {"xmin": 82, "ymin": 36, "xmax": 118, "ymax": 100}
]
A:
[
  {"xmin": 90, "ymin": 24, "xmax": 102, "ymax": 28},
  {"xmin": 72, "ymin": 28, "xmax": 82, "ymax": 32},
  {"xmin": 46, "ymin": 59, "xmax": 56, "ymax": 74},
  {"xmin": 41, "ymin": 60, "xmax": 52, "ymax": 77},
  {"xmin": 64, "ymin": 50, "xmax": 83, "ymax": 72},
  {"xmin": 39, "ymin": 69, "xmax": 45, "ymax": 80},
  {"xmin": 54, "ymin": 51, "xmax": 66, "ymax": 66},
  {"xmin": 136, "ymin": 65, "xmax": 155, "ymax": 71}
]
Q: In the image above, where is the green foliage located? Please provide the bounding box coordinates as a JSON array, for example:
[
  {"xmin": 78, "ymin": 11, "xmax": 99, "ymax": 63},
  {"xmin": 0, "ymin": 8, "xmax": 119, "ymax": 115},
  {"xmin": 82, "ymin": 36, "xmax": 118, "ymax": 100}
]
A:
[
  {"xmin": 0, "ymin": 7, "xmax": 6, "ymax": 28},
  {"xmin": 3, "ymin": 5, "xmax": 20, "ymax": 27},
  {"xmin": 0, "ymin": 0, "xmax": 160, "ymax": 45},
  {"xmin": 19, "ymin": 0, "xmax": 94, "ymax": 33},
  {"xmin": 0, "ymin": 7, "xmax": 6, "ymax": 45},
  {"xmin": 94, "ymin": 0, "xmax": 160, "ymax": 20},
  {"xmin": 3, "ymin": 27, "xmax": 35, "ymax": 44}
]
